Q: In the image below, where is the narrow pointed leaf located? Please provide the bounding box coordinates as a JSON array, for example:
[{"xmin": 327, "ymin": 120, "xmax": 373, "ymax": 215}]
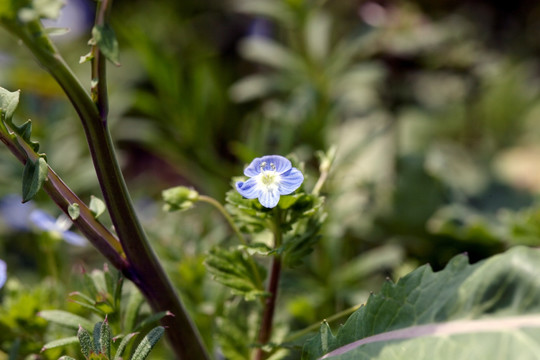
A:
[
  {"xmin": 39, "ymin": 310, "xmax": 94, "ymax": 331},
  {"xmin": 78, "ymin": 326, "xmax": 93, "ymax": 359},
  {"xmin": 41, "ymin": 336, "xmax": 79, "ymax": 352},
  {"xmin": 130, "ymin": 326, "xmax": 165, "ymax": 360},
  {"xmin": 113, "ymin": 332, "xmax": 138, "ymax": 360},
  {"xmin": 99, "ymin": 318, "xmax": 111, "ymax": 359},
  {"xmin": 93, "ymin": 321, "xmax": 102, "ymax": 354}
]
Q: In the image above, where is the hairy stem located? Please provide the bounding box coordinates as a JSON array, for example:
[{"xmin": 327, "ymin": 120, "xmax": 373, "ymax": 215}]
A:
[
  {"xmin": 254, "ymin": 211, "xmax": 284, "ymax": 360},
  {"xmin": 1, "ymin": 17, "xmax": 210, "ymax": 360}
]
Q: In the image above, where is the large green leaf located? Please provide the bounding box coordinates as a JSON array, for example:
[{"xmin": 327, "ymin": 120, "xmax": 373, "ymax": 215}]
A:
[{"xmin": 302, "ymin": 246, "xmax": 540, "ymax": 359}]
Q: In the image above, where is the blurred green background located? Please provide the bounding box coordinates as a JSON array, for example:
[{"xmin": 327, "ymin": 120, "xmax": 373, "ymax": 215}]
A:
[{"xmin": 1, "ymin": 0, "xmax": 540, "ymax": 358}]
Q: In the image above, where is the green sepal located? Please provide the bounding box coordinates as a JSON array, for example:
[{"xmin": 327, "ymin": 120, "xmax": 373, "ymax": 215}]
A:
[
  {"xmin": 22, "ymin": 156, "xmax": 48, "ymax": 202},
  {"xmin": 77, "ymin": 325, "xmax": 93, "ymax": 359},
  {"xmin": 130, "ymin": 326, "xmax": 165, "ymax": 360},
  {"xmin": 162, "ymin": 186, "xmax": 199, "ymax": 212},
  {"xmin": 13, "ymin": 120, "xmax": 40, "ymax": 152},
  {"xmin": 92, "ymin": 24, "xmax": 120, "ymax": 66}
]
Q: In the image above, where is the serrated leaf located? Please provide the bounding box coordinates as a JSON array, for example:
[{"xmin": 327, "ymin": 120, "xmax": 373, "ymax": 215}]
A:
[
  {"xmin": 92, "ymin": 24, "xmax": 120, "ymax": 66},
  {"xmin": 130, "ymin": 326, "xmax": 164, "ymax": 360},
  {"xmin": 68, "ymin": 203, "xmax": 80, "ymax": 220},
  {"xmin": 39, "ymin": 310, "xmax": 94, "ymax": 331},
  {"xmin": 303, "ymin": 246, "xmax": 540, "ymax": 360},
  {"xmin": 77, "ymin": 326, "xmax": 93, "ymax": 358},
  {"xmin": 113, "ymin": 332, "xmax": 138, "ymax": 360},
  {"xmin": 22, "ymin": 157, "xmax": 48, "ymax": 203},
  {"xmin": 89, "ymin": 195, "xmax": 106, "ymax": 218},
  {"xmin": 205, "ymin": 247, "xmax": 266, "ymax": 300},
  {"xmin": 0, "ymin": 87, "xmax": 19, "ymax": 122}
]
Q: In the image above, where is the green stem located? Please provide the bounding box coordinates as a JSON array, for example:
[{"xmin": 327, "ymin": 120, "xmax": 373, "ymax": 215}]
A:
[
  {"xmin": 1, "ymin": 18, "xmax": 210, "ymax": 360},
  {"xmin": 198, "ymin": 195, "xmax": 247, "ymax": 244}
]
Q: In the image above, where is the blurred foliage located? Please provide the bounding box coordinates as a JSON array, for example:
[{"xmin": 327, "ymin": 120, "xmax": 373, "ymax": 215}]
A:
[{"xmin": 2, "ymin": 0, "xmax": 540, "ymax": 358}]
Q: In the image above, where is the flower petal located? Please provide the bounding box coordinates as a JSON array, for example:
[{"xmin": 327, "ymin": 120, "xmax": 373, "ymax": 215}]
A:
[
  {"xmin": 236, "ymin": 177, "xmax": 262, "ymax": 199},
  {"xmin": 244, "ymin": 155, "xmax": 292, "ymax": 176},
  {"xmin": 259, "ymin": 188, "xmax": 280, "ymax": 208},
  {"xmin": 244, "ymin": 157, "xmax": 264, "ymax": 177},
  {"xmin": 278, "ymin": 167, "xmax": 304, "ymax": 194},
  {"xmin": 62, "ymin": 231, "xmax": 88, "ymax": 247},
  {"xmin": 29, "ymin": 210, "xmax": 58, "ymax": 231},
  {"xmin": 260, "ymin": 155, "xmax": 291, "ymax": 174}
]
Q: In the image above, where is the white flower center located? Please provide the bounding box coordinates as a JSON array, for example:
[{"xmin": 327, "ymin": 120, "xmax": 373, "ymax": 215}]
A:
[{"xmin": 261, "ymin": 171, "xmax": 278, "ymax": 186}]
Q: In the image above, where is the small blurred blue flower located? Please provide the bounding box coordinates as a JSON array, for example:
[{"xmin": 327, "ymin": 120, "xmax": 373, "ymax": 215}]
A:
[
  {"xmin": 0, "ymin": 194, "xmax": 35, "ymax": 231},
  {"xmin": 0, "ymin": 259, "xmax": 6, "ymax": 289},
  {"xmin": 236, "ymin": 155, "xmax": 304, "ymax": 208},
  {"xmin": 29, "ymin": 210, "xmax": 87, "ymax": 246}
]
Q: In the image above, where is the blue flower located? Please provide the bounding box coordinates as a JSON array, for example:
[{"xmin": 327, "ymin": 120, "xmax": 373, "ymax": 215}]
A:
[
  {"xmin": 236, "ymin": 155, "xmax": 304, "ymax": 208},
  {"xmin": 29, "ymin": 210, "xmax": 87, "ymax": 247}
]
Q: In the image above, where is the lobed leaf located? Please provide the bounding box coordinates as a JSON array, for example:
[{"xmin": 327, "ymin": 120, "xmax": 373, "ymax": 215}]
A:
[
  {"xmin": 205, "ymin": 246, "xmax": 266, "ymax": 300},
  {"xmin": 302, "ymin": 246, "xmax": 540, "ymax": 360}
]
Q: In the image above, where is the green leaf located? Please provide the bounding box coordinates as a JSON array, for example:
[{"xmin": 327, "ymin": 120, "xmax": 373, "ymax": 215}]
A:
[
  {"xmin": 22, "ymin": 157, "xmax": 48, "ymax": 203},
  {"xmin": 58, "ymin": 357, "xmax": 78, "ymax": 360},
  {"xmin": 92, "ymin": 24, "xmax": 120, "ymax": 66},
  {"xmin": 92, "ymin": 321, "xmax": 101, "ymax": 354},
  {"xmin": 0, "ymin": 87, "xmax": 19, "ymax": 122},
  {"xmin": 41, "ymin": 336, "xmax": 79, "ymax": 352},
  {"xmin": 89, "ymin": 195, "xmax": 106, "ymax": 218},
  {"xmin": 133, "ymin": 311, "xmax": 172, "ymax": 332},
  {"xmin": 205, "ymin": 246, "xmax": 266, "ymax": 300},
  {"xmin": 68, "ymin": 203, "xmax": 80, "ymax": 220},
  {"xmin": 113, "ymin": 332, "xmax": 138, "ymax": 360},
  {"xmin": 130, "ymin": 326, "xmax": 165, "ymax": 360},
  {"xmin": 39, "ymin": 310, "xmax": 94, "ymax": 331},
  {"xmin": 302, "ymin": 246, "xmax": 540, "ymax": 360},
  {"xmin": 77, "ymin": 325, "xmax": 93, "ymax": 359},
  {"xmin": 12, "ymin": 120, "xmax": 40, "ymax": 152},
  {"xmin": 99, "ymin": 318, "xmax": 111, "ymax": 359},
  {"xmin": 124, "ymin": 288, "xmax": 144, "ymax": 331}
]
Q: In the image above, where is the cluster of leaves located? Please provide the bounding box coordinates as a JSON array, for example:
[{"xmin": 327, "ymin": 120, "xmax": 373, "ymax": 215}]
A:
[
  {"xmin": 39, "ymin": 265, "xmax": 167, "ymax": 359},
  {"xmin": 51, "ymin": 318, "xmax": 163, "ymax": 360}
]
